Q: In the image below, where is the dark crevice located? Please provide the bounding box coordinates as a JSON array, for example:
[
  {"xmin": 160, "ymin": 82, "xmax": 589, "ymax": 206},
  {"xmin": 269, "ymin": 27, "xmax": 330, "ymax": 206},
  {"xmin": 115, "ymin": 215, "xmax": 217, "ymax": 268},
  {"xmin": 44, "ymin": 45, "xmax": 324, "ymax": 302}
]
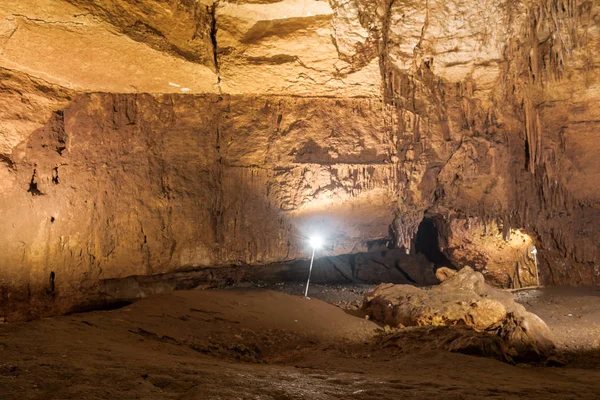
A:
[
  {"xmin": 66, "ymin": 301, "xmax": 133, "ymax": 315},
  {"xmin": 46, "ymin": 271, "xmax": 55, "ymax": 297},
  {"xmin": 52, "ymin": 167, "xmax": 59, "ymax": 184},
  {"xmin": 208, "ymin": 1, "xmax": 220, "ymax": 82},
  {"xmin": 27, "ymin": 169, "xmax": 44, "ymax": 196},
  {"xmin": 0, "ymin": 154, "xmax": 15, "ymax": 169},
  {"xmin": 51, "ymin": 110, "xmax": 67, "ymax": 156},
  {"xmin": 414, "ymin": 218, "xmax": 451, "ymax": 267}
]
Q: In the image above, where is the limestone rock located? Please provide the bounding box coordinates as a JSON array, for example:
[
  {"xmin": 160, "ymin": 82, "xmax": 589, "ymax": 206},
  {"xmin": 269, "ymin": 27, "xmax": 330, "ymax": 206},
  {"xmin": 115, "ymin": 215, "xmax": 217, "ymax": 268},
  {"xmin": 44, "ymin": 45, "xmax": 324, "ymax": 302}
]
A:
[
  {"xmin": 437, "ymin": 217, "xmax": 540, "ymax": 288},
  {"xmin": 0, "ymin": 0, "xmax": 219, "ymax": 94},
  {"xmin": 0, "ymin": 68, "xmax": 72, "ymax": 160},
  {"xmin": 0, "ymin": 0, "xmax": 600, "ymax": 319},
  {"xmin": 435, "ymin": 267, "xmax": 457, "ymax": 282},
  {"xmin": 362, "ymin": 267, "xmax": 555, "ymax": 361}
]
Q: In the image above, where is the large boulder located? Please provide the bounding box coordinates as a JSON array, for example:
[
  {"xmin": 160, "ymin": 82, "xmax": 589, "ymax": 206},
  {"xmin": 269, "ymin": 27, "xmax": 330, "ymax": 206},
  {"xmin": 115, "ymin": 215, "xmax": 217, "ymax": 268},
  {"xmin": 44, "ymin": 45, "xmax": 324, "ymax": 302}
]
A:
[{"xmin": 362, "ymin": 267, "xmax": 555, "ymax": 362}]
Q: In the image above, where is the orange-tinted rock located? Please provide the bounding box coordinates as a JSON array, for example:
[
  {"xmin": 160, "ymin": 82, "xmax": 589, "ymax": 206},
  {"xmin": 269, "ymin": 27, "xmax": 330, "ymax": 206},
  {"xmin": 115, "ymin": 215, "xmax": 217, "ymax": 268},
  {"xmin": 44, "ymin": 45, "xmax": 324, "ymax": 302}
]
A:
[
  {"xmin": 435, "ymin": 266, "xmax": 457, "ymax": 282},
  {"xmin": 436, "ymin": 218, "xmax": 539, "ymax": 288},
  {"xmin": 0, "ymin": 0, "xmax": 599, "ymax": 319},
  {"xmin": 363, "ymin": 267, "xmax": 556, "ymax": 361}
]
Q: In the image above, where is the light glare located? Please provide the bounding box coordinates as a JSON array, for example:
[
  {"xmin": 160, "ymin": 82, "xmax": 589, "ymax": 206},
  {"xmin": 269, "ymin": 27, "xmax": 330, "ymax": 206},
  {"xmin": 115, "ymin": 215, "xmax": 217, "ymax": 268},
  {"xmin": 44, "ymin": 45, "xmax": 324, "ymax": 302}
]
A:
[{"xmin": 309, "ymin": 235, "xmax": 323, "ymax": 249}]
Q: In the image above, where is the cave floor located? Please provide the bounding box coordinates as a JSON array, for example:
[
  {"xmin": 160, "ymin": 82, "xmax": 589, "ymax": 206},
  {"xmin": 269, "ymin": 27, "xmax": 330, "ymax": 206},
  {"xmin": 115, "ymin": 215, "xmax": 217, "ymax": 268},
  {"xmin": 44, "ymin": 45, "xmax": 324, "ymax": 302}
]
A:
[{"xmin": 1, "ymin": 287, "xmax": 600, "ymax": 399}]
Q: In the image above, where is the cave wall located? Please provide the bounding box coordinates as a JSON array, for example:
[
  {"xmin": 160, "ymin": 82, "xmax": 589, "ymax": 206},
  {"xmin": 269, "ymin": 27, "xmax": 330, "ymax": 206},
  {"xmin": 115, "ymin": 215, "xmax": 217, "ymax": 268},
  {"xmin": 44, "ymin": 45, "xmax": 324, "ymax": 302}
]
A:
[
  {"xmin": 0, "ymin": 0, "xmax": 599, "ymax": 319},
  {"xmin": 0, "ymin": 93, "xmax": 404, "ymax": 319}
]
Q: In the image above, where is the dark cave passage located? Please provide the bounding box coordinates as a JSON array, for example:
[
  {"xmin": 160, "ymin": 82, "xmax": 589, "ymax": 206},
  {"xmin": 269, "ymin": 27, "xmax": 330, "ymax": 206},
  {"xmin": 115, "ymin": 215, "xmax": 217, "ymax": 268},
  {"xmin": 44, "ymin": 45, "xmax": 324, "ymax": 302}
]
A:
[{"xmin": 415, "ymin": 218, "xmax": 452, "ymax": 267}]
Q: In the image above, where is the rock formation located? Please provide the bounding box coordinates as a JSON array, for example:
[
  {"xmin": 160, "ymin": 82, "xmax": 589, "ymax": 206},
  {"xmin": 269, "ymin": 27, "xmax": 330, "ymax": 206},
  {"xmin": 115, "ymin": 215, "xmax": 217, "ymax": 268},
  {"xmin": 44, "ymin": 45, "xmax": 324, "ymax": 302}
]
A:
[
  {"xmin": 362, "ymin": 267, "xmax": 556, "ymax": 362},
  {"xmin": 0, "ymin": 0, "xmax": 599, "ymax": 319}
]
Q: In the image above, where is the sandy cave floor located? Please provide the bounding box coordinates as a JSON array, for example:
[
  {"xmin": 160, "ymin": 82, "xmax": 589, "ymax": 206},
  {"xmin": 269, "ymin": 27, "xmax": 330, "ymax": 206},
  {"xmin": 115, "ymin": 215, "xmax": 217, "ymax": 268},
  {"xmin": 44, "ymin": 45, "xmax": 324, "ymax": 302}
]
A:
[{"xmin": 1, "ymin": 285, "xmax": 600, "ymax": 399}]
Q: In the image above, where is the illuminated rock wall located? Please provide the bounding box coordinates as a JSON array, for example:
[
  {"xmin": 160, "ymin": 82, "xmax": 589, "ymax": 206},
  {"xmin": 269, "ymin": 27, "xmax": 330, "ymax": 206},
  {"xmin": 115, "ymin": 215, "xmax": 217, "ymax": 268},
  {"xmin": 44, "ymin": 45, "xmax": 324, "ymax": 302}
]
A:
[{"xmin": 0, "ymin": 0, "xmax": 599, "ymax": 319}]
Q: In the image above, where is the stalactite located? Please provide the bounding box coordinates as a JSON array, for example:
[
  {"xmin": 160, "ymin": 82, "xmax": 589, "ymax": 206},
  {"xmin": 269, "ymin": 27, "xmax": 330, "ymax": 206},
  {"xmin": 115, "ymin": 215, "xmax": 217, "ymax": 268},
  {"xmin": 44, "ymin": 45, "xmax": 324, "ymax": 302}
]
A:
[
  {"xmin": 391, "ymin": 212, "xmax": 423, "ymax": 254},
  {"xmin": 514, "ymin": 0, "xmax": 584, "ymax": 176},
  {"xmin": 502, "ymin": 215, "xmax": 511, "ymax": 241},
  {"xmin": 523, "ymin": 95, "xmax": 545, "ymax": 174}
]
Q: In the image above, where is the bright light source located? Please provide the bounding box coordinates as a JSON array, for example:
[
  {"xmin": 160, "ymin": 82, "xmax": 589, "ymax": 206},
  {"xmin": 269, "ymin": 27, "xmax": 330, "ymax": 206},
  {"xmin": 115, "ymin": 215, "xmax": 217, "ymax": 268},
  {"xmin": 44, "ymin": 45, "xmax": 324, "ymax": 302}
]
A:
[
  {"xmin": 309, "ymin": 235, "xmax": 323, "ymax": 249},
  {"xmin": 531, "ymin": 246, "xmax": 538, "ymax": 255},
  {"xmin": 305, "ymin": 235, "xmax": 323, "ymax": 298}
]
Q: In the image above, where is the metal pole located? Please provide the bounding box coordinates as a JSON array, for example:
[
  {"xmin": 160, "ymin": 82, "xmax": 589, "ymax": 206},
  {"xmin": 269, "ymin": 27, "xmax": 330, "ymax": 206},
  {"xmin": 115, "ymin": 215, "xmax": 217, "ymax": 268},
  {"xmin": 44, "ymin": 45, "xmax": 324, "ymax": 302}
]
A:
[
  {"xmin": 304, "ymin": 247, "xmax": 316, "ymax": 298},
  {"xmin": 534, "ymin": 252, "xmax": 539, "ymax": 287}
]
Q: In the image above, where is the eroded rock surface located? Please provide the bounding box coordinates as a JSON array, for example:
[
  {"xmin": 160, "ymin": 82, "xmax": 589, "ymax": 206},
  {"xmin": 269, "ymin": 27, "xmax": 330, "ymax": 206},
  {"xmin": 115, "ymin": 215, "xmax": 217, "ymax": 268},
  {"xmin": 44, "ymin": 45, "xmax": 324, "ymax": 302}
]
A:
[
  {"xmin": 363, "ymin": 267, "xmax": 556, "ymax": 361},
  {"xmin": 0, "ymin": 0, "xmax": 599, "ymax": 319},
  {"xmin": 437, "ymin": 218, "xmax": 540, "ymax": 288}
]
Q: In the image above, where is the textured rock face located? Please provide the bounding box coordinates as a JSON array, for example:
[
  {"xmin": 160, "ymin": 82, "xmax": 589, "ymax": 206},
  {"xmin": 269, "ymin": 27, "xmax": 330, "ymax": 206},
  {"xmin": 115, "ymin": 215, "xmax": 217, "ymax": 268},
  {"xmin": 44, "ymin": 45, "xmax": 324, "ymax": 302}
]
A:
[
  {"xmin": 0, "ymin": 0, "xmax": 599, "ymax": 319},
  {"xmin": 0, "ymin": 93, "xmax": 404, "ymax": 318},
  {"xmin": 437, "ymin": 218, "xmax": 539, "ymax": 288},
  {"xmin": 362, "ymin": 267, "xmax": 556, "ymax": 362}
]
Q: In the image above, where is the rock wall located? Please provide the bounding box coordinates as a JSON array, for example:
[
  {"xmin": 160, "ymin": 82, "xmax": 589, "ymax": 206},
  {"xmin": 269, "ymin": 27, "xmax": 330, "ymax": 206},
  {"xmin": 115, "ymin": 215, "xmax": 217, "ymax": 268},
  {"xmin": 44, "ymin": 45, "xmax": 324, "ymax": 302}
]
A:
[
  {"xmin": 0, "ymin": 93, "xmax": 405, "ymax": 318},
  {"xmin": 0, "ymin": 0, "xmax": 599, "ymax": 319}
]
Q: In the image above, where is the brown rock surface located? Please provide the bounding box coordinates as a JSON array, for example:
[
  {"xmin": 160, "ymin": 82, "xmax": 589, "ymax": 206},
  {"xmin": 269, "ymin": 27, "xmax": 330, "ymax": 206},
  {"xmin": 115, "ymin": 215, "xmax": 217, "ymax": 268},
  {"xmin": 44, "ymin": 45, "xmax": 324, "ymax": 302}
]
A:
[
  {"xmin": 3, "ymin": 288, "xmax": 600, "ymax": 398},
  {"xmin": 362, "ymin": 267, "xmax": 556, "ymax": 361},
  {"xmin": 437, "ymin": 218, "xmax": 540, "ymax": 288},
  {"xmin": 0, "ymin": 0, "xmax": 219, "ymax": 94},
  {"xmin": 435, "ymin": 266, "xmax": 457, "ymax": 282},
  {"xmin": 0, "ymin": 0, "xmax": 599, "ymax": 319}
]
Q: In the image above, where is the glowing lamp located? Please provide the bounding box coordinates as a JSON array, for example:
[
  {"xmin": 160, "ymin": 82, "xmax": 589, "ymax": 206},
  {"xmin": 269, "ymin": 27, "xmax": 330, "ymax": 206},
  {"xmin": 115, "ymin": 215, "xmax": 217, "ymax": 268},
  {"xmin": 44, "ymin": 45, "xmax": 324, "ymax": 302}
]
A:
[
  {"xmin": 530, "ymin": 246, "xmax": 539, "ymax": 287},
  {"xmin": 304, "ymin": 235, "xmax": 323, "ymax": 298},
  {"xmin": 309, "ymin": 235, "xmax": 323, "ymax": 249}
]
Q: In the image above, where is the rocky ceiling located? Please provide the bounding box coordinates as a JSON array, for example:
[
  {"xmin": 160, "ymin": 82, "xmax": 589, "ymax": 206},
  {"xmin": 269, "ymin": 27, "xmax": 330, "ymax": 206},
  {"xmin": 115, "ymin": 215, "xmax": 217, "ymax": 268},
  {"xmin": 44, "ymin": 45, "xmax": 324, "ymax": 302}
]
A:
[{"xmin": 0, "ymin": 0, "xmax": 599, "ymax": 320}]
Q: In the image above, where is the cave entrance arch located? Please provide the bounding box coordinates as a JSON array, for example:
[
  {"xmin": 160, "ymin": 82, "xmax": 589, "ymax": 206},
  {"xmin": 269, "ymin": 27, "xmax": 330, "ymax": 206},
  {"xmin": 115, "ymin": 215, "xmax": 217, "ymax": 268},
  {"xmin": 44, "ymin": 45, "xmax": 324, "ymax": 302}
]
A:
[{"xmin": 414, "ymin": 217, "xmax": 452, "ymax": 267}]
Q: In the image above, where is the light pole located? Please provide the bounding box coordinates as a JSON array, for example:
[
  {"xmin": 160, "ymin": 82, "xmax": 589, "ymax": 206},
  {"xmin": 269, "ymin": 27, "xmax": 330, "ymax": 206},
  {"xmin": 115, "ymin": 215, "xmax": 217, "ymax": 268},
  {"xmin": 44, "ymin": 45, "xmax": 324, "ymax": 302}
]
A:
[
  {"xmin": 531, "ymin": 246, "xmax": 539, "ymax": 287},
  {"xmin": 304, "ymin": 235, "xmax": 323, "ymax": 298}
]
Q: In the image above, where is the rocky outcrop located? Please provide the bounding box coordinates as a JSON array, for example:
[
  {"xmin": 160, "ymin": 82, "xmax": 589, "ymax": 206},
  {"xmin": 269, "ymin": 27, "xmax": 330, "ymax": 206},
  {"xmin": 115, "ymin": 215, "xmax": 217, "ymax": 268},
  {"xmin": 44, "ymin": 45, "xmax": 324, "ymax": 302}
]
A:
[
  {"xmin": 0, "ymin": 0, "xmax": 599, "ymax": 319},
  {"xmin": 0, "ymin": 68, "xmax": 73, "ymax": 163},
  {"xmin": 436, "ymin": 218, "xmax": 540, "ymax": 288},
  {"xmin": 363, "ymin": 267, "xmax": 556, "ymax": 362}
]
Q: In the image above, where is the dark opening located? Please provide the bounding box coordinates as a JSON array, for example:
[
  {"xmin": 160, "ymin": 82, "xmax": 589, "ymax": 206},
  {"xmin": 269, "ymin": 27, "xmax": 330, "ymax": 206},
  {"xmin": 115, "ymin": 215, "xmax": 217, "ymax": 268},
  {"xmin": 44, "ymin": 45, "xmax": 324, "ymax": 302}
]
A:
[
  {"xmin": 46, "ymin": 271, "xmax": 56, "ymax": 297},
  {"xmin": 52, "ymin": 167, "xmax": 59, "ymax": 184},
  {"xmin": 27, "ymin": 169, "xmax": 44, "ymax": 196},
  {"xmin": 27, "ymin": 181, "xmax": 43, "ymax": 196},
  {"xmin": 67, "ymin": 300, "xmax": 133, "ymax": 315},
  {"xmin": 415, "ymin": 218, "xmax": 451, "ymax": 267}
]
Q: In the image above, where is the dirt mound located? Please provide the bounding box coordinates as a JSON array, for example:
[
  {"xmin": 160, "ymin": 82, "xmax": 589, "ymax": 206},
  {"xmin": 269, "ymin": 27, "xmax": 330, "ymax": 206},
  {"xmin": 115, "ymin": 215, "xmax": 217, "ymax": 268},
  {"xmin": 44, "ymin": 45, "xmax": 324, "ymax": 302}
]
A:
[
  {"xmin": 2, "ymin": 288, "xmax": 600, "ymax": 399},
  {"xmin": 374, "ymin": 326, "xmax": 513, "ymax": 363},
  {"xmin": 362, "ymin": 267, "xmax": 555, "ymax": 362}
]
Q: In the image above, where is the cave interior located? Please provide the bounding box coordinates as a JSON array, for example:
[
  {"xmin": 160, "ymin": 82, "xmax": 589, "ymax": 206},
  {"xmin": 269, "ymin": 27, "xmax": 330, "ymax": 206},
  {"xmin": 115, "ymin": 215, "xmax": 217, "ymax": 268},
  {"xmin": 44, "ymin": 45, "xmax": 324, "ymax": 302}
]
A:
[{"xmin": 1, "ymin": 0, "xmax": 600, "ymax": 398}]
